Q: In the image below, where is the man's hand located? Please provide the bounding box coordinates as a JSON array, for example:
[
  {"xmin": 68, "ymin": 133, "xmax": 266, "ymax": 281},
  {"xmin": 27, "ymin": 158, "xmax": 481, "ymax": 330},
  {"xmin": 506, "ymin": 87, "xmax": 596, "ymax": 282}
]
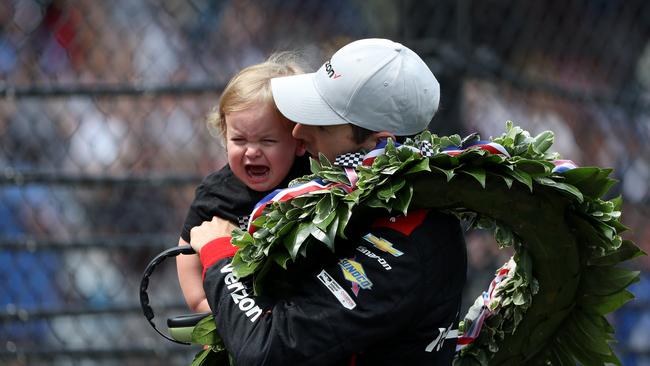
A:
[{"xmin": 190, "ymin": 217, "xmax": 237, "ymax": 253}]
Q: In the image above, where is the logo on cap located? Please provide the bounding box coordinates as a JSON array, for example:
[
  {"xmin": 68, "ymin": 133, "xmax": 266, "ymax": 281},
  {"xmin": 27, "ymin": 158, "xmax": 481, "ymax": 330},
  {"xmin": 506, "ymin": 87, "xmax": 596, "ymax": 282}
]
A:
[{"xmin": 324, "ymin": 60, "xmax": 341, "ymax": 79}]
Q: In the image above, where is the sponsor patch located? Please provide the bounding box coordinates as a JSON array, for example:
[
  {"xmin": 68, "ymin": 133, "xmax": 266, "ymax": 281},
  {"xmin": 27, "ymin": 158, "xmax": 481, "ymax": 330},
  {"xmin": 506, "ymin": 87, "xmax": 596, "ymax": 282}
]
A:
[
  {"xmin": 317, "ymin": 270, "xmax": 356, "ymax": 310},
  {"xmin": 324, "ymin": 60, "xmax": 341, "ymax": 79},
  {"xmin": 356, "ymin": 245, "xmax": 392, "ymax": 270},
  {"xmin": 339, "ymin": 258, "xmax": 373, "ymax": 296},
  {"xmin": 220, "ymin": 263, "xmax": 262, "ymax": 322},
  {"xmin": 425, "ymin": 322, "xmax": 458, "ymax": 352},
  {"xmin": 363, "ymin": 233, "xmax": 404, "ymax": 257}
]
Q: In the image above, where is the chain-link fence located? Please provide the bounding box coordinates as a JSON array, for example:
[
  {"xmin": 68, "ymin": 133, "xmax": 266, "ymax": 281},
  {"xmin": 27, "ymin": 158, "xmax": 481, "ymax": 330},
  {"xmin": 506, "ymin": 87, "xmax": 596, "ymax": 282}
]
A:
[{"xmin": 1, "ymin": 0, "xmax": 648, "ymax": 365}]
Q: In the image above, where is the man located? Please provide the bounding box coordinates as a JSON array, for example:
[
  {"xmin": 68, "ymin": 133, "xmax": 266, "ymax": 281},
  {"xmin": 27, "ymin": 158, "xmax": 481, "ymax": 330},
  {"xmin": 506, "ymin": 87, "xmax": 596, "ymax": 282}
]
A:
[{"xmin": 190, "ymin": 38, "xmax": 467, "ymax": 365}]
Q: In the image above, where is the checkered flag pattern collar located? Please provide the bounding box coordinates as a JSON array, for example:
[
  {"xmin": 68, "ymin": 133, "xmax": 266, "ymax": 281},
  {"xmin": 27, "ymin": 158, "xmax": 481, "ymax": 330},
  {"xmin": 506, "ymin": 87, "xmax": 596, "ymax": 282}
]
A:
[
  {"xmin": 333, "ymin": 140, "xmax": 434, "ymax": 168},
  {"xmin": 334, "ymin": 152, "xmax": 365, "ymax": 167},
  {"xmin": 237, "ymin": 215, "xmax": 249, "ymax": 230},
  {"xmin": 418, "ymin": 140, "xmax": 434, "ymax": 157}
]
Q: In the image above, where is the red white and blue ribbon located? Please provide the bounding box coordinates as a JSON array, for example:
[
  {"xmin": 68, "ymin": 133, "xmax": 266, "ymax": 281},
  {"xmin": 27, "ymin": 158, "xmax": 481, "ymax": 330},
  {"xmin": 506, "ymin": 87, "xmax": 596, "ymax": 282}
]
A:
[
  {"xmin": 551, "ymin": 159, "xmax": 578, "ymax": 173},
  {"xmin": 249, "ymin": 140, "xmax": 408, "ymax": 232},
  {"xmin": 456, "ymin": 259, "xmax": 516, "ymax": 350},
  {"xmin": 363, "ymin": 139, "xmax": 430, "ymax": 165},
  {"xmin": 442, "ymin": 141, "xmax": 579, "ymax": 174},
  {"xmin": 443, "ymin": 140, "xmax": 511, "ymax": 158},
  {"xmin": 247, "ymin": 179, "xmax": 353, "ymax": 233}
]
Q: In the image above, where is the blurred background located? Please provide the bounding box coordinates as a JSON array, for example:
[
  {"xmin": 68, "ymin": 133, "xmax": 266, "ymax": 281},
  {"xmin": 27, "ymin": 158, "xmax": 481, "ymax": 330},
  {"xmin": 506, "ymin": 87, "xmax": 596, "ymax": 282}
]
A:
[{"xmin": 0, "ymin": 0, "xmax": 648, "ymax": 365}]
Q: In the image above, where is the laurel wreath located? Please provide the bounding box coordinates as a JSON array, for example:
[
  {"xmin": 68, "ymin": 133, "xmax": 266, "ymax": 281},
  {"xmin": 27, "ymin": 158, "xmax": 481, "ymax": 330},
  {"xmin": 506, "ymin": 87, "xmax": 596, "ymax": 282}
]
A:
[{"xmin": 189, "ymin": 122, "xmax": 643, "ymax": 366}]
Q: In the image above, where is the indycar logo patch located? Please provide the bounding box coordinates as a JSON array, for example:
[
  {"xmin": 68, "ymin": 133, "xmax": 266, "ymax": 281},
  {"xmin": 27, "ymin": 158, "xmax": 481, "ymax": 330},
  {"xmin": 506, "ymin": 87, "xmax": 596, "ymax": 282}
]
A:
[{"xmin": 317, "ymin": 270, "xmax": 356, "ymax": 310}]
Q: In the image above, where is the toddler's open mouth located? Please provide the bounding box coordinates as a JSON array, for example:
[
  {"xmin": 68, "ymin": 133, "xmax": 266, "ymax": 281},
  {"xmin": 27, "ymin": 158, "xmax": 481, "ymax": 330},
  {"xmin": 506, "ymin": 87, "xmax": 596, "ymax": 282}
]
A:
[{"xmin": 246, "ymin": 165, "xmax": 270, "ymax": 180}]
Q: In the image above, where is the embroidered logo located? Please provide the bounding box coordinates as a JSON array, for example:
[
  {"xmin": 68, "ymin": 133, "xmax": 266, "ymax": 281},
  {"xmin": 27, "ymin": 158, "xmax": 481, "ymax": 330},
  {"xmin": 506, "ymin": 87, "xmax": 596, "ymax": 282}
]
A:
[
  {"xmin": 324, "ymin": 60, "xmax": 341, "ymax": 79},
  {"xmin": 363, "ymin": 233, "xmax": 404, "ymax": 257},
  {"xmin": 316, "ymin": 270, "xmax": 356, "ymax": 310},
  {"xmin": 425, "ymin": 322, "xmax": 458, "ymax": 352},
  {"xmin": 356, "ymin": 245, "xmax": 392, "ymax": 270},
  {"xmin": 220, "ymin": 263, "xmax": 263, "ymax": 322},
  {"xmin": 338, "ymin": 258, "xmax": 372, "ymax": 296}
]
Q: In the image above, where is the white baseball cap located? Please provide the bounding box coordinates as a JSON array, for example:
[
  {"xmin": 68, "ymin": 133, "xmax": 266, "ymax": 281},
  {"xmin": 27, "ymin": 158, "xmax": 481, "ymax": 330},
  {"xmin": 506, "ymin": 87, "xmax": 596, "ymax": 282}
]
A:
[{"xmin": 271, "ymin": 38, "xmax": 440, "ymax": 136}]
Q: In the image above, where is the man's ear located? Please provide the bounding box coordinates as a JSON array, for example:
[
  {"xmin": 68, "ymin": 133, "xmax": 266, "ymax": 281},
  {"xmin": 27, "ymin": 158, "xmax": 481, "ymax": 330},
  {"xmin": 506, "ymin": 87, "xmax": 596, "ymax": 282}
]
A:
[
  {"xmin": 362, "ymin": 131, "xmax": 396, "ymax": 150},
  {"xmin": 295, "ymin": 139, "xmax": 307, "ymax": 156}
]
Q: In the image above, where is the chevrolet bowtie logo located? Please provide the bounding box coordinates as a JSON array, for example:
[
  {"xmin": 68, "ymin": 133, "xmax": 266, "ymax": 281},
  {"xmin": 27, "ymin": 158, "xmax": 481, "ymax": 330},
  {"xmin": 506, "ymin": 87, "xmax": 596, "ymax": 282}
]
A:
[{"xmin": 363, "ymin": 233, "xmax": 403, "ymax": 257}]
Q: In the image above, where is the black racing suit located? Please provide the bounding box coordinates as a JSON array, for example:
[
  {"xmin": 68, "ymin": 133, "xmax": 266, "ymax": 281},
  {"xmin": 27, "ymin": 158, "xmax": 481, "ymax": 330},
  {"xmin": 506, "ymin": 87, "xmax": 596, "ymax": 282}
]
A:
[{"xmin": 202, "ymin": 208, "xmax": 467, "ymax": 365}]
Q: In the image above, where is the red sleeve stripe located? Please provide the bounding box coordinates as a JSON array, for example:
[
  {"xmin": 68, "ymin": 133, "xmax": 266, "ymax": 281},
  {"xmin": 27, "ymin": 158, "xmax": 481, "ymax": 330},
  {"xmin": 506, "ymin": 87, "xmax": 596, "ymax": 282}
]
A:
[{"xmin": 199, "ymin": 237, "xmax": 238, "ymax": 279}]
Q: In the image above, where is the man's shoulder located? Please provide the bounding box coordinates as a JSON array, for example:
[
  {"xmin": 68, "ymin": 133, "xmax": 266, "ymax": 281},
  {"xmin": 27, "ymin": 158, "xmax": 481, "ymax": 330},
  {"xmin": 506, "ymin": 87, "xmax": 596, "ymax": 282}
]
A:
[
  {"xmin": 370, "ymin": 209, "xmax": 459, "ymax": 234},
  {"xmin": 370, "ymin": 209, "xmax": 431, "ymax": 236},
  {"xmin": 367, "ymin": 209, "xmax": 465, "ymax": 262}
]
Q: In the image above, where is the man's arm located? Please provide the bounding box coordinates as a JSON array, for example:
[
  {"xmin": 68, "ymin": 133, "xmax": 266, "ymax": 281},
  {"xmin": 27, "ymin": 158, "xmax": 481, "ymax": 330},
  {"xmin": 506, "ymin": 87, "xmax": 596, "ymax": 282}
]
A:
[{"xmin": 194, "ymin": 218, "xmax": 429, "ymax": 365}]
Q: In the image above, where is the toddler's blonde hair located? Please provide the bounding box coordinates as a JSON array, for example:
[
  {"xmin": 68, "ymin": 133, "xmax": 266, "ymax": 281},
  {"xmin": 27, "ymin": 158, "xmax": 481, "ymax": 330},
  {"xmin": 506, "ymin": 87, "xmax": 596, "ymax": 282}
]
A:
[{"xmin": 207, "ymin": 53, "xmax": 304, "ymax": 141}]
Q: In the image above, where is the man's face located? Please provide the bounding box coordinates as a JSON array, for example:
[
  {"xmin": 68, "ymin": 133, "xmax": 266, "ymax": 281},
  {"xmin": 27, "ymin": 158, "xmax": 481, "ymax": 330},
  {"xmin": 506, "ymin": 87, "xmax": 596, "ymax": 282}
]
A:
[
  {"xmin": 225, "ymin": 102, "xmax": 303, "ymax": 192},
  {"xmin": 292, "ymin": 123, "xmax": 372, "ymax": 161}
]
